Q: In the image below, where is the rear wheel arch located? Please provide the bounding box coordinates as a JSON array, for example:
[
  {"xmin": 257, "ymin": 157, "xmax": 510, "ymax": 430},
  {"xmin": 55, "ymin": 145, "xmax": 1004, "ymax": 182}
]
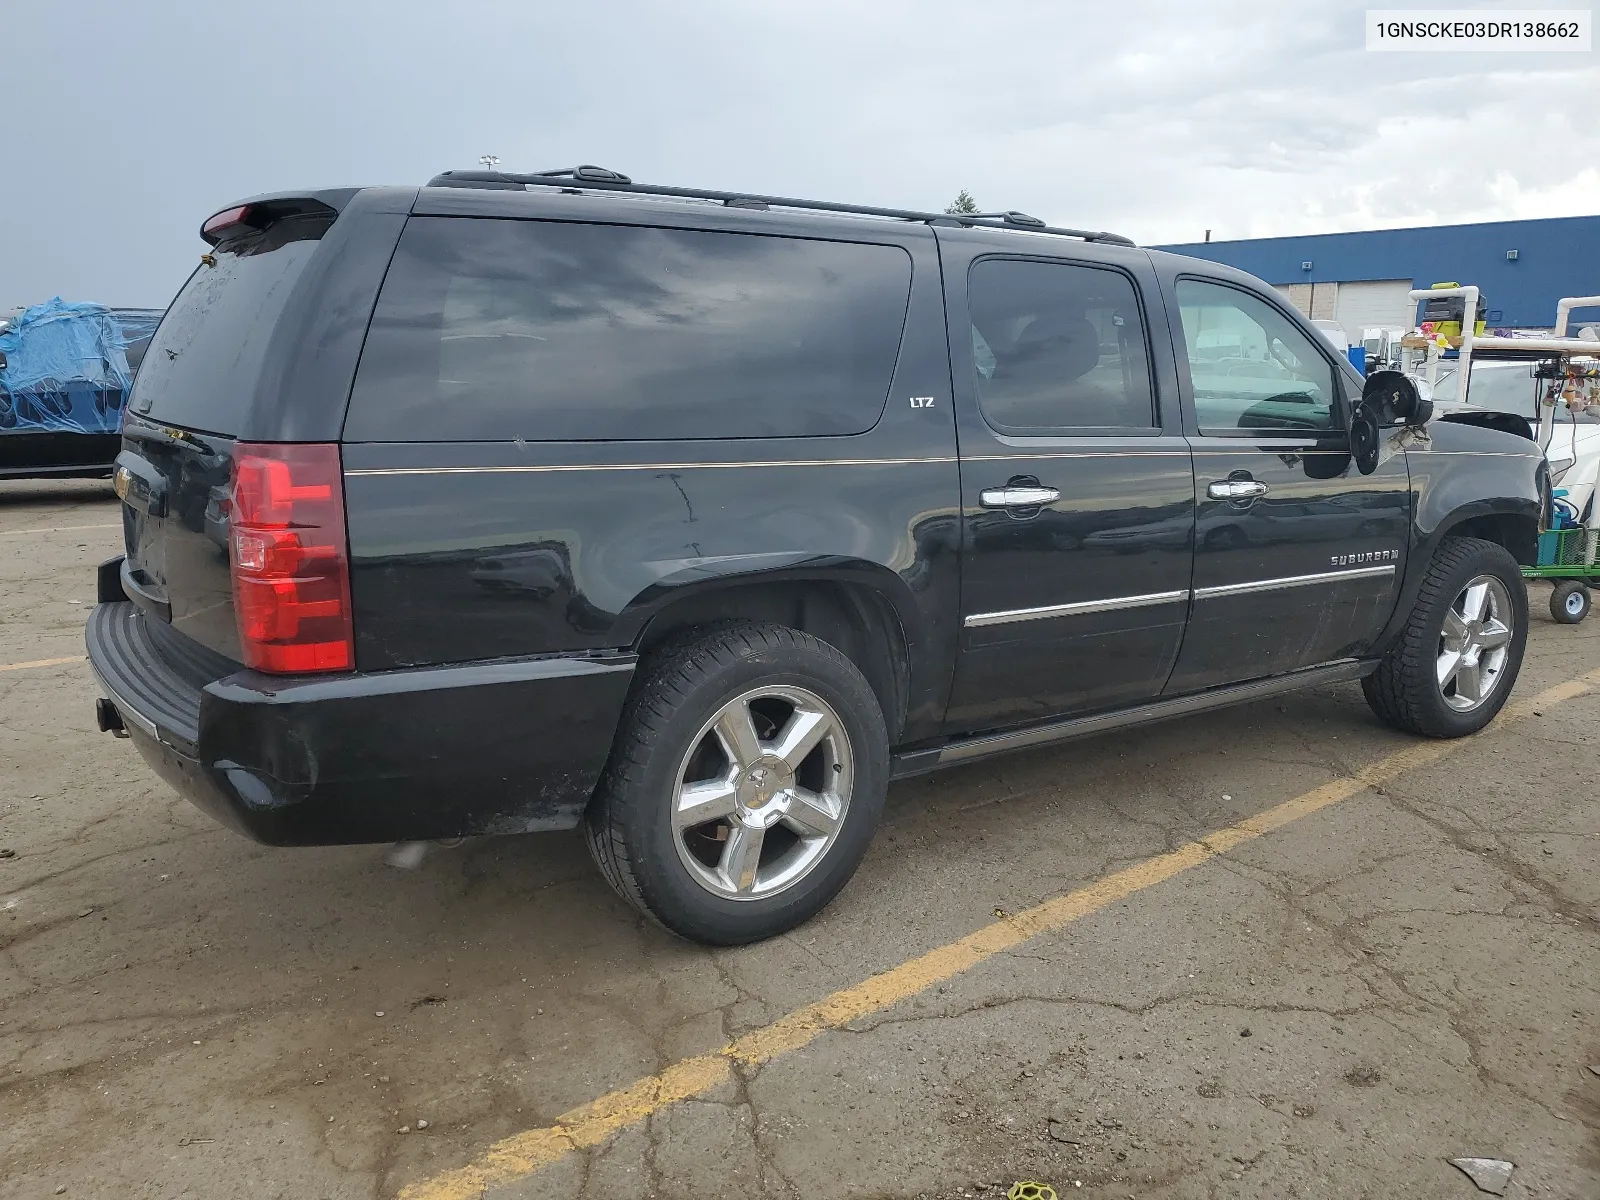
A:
[{"xmin": 628, "ymin": 574, "xmax": 914, "ymax": 743}]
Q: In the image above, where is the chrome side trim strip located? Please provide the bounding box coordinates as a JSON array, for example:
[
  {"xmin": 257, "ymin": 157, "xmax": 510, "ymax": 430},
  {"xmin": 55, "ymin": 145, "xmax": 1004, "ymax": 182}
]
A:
[
  {"xmin": 347, "ymin": 450, "xmax": 1198, "ymax": 478},
  {"xmin": 927, "ymin": 660, "xmax": 1370, "ymax": 769},
  {"xmin": 346, "ymin": 456, "xmax": 959, "ymax": 478},
  {"xmin": 1192, "ymin": 564, "xmax": 1394, "ymax": 600},
  {"xmin": 962, "ymin": 450, "xmax": 1192, "ymax": 462},
  {"xmin": 964, "ymin": 589, "xmax": 1189, "ymax": 628},
  {"xmin": 1190, "ymin": 442, "xmax": 1321, "ymax": 451},
  {"xmin": 1190, "ymin": 447, "xmax": 1351, "ymax": 455},
  {"xmin": 1413, "ymin": 450, "xmax": 1542, "ymax": 459}
]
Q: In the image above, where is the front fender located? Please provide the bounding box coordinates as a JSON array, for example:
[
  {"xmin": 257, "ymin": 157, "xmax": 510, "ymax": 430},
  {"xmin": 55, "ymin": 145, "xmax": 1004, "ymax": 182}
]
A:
[
  {"xmin": 1372, "ymin": 424, "xmax": 1541, "ymax": 654},
  {"xmin": 1410, "ymin": 422, "xmax": 1543, "ymax": 552}
]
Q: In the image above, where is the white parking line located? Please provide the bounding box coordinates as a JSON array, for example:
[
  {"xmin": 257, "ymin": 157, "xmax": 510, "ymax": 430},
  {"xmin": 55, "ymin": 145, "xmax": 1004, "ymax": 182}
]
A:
[{"xmin": 0, "ymin": 523, "xmax": 120, "ymax": 537}]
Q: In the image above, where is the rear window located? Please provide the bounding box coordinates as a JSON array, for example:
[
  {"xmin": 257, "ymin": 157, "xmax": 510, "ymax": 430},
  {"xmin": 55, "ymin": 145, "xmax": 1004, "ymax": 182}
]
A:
[
  {"xmin": 344, "ymin": 217, "xmax": 913, "ymax": 442},
  {"xmin": 129, "ymin": 215, "xmax": 330, "ymax": 435}
]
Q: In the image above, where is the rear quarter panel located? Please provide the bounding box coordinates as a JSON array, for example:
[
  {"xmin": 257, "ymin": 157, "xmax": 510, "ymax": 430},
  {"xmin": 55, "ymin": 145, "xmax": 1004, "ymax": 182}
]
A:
[{"xmin": 341, "ymin": 213, "xmax": 962, "ymax": 743}]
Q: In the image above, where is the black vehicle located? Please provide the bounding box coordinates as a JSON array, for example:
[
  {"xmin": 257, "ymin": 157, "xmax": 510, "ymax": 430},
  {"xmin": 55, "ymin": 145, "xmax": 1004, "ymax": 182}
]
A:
[{"xmin": 87, "ymin": 169, "xmax": 1543, "ymax": 945}]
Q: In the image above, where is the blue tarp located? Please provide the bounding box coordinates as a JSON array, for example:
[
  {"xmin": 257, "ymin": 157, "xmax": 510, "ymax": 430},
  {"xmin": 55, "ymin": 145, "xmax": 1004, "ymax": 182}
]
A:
[{"xmin": 0, "ymin": 299, "xmax": 156, "ymax": 435}]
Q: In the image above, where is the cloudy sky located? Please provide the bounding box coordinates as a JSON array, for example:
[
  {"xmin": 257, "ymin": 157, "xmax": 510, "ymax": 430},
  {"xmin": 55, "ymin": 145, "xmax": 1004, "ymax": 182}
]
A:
[{"xmin": 5, "ymin": 0, "xmax": 1596, "ymax": 307}]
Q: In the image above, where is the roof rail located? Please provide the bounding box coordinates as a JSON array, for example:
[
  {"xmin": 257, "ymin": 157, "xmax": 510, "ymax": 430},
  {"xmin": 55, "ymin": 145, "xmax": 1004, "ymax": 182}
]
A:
[{"xmin": 425, "ymin": 166, "xmax": 1136, "ymax": 246}]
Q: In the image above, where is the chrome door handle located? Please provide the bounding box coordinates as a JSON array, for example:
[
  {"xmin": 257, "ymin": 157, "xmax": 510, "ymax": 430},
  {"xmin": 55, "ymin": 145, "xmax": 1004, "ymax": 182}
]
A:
[
  {"xmin": 980, "ymin": 486, "xmax": 1061, "ymax": 509},
  {"xmin": 1207, "ymin": 480, "xmax": 1269, "ymax": 501}
]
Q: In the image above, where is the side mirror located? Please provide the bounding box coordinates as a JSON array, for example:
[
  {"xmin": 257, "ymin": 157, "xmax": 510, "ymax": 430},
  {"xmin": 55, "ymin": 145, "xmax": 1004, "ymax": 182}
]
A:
[
  {"xmin": 1361, "ymin": 370, "xmax": 1433, "ymax": 427},
  {"xmin": 1350, "ymin": 370, "xmax": 1432, "ymax": 476}
]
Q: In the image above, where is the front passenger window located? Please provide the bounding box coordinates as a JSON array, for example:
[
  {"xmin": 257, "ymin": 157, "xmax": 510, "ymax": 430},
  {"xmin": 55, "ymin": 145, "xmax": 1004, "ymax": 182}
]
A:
[{"xmin": 1176, "ymin": 279, "xmax": 1339, "ymax": 434}]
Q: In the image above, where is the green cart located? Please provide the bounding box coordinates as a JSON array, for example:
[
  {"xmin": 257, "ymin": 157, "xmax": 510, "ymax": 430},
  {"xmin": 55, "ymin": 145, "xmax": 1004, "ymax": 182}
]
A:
[{"xmin": 1528, "ymin": 526, "xmax": 1600, "ymax": 623}]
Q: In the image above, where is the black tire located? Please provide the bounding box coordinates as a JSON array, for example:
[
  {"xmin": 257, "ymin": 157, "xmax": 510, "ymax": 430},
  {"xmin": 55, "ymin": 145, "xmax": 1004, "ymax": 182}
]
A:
[
  {"xmin": 1362, "ymin": 537, "xmax": 1528, "ymax": 738},
  {"xmin": 585, "ymin": 621, "xmax": 889, "ymax": 945},
  {"xmin": 1550, "ymin": 579, "xmax": 1590, "ymax": 624}
]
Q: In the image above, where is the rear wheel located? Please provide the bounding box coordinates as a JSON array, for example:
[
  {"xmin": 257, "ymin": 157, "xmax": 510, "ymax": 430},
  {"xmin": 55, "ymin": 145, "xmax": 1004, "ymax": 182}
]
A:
[
  {"xmin": 1363, "ymin": 537, "xmax": 1527, "ymax": 737},
  {"xmin": 1550, "ymin": 579, "xmax": 1590, "ymax": 624},
  {"xmin": 585, "ymin": 621, "xmax": 889, "ymax": 945}
]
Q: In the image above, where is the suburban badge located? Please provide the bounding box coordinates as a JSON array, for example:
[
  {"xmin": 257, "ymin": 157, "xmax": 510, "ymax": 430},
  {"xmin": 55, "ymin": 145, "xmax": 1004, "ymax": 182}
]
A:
[{"xmin": 1330, "ymin": 549, "xmax": 1399, "ymax": 566}]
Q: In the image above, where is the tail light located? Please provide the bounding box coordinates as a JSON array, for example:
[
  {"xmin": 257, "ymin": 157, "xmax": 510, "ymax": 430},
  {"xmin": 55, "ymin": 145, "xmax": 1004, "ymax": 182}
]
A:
[{"xmin": 229, "ymin": 443, "xmax": 354, "ymax": 673}]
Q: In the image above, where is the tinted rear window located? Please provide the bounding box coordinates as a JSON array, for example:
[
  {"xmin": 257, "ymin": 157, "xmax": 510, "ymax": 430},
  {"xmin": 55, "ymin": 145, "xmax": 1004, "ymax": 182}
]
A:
[
  {"xmin": 967, "ymin": 258, "xmax": 1155, "ymax": 433},
  {"xmin": 129, "ymin": 216, "xmax": 329, "ymax": 435},
  {"xmin": 344, "ymin": 217, "xmax": 913, "ymax": 442}
]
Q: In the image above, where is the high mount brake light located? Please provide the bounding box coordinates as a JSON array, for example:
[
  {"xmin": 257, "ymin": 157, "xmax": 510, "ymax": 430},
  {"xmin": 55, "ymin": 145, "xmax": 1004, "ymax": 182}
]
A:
[
  {"xmin": 229, "ymin": 443, "xmax": 354, "ymax": 674},
  {"xmin": 201, "ymin": 205, "xmax": 250, "ymax": 241}
]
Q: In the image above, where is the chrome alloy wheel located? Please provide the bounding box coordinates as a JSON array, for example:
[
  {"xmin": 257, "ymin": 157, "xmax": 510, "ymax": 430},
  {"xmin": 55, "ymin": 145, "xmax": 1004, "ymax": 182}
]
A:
[
  {"xmin": 670, "ymin": 684, "xmax": 853, "ymax": 901},
  {"xmin": 1437, "ymin": 574, "xmax": 1514, "ymax": 712}
]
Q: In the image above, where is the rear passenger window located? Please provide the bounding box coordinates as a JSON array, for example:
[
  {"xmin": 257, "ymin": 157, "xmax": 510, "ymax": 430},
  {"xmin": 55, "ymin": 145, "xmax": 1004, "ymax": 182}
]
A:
[
  {"xmin": 967, "ymin": 258, "xmax": 1155, "ymax": 433},
  {"xmin": 345, "ymin": 218, "xmax": 913, "ymax": 442}
]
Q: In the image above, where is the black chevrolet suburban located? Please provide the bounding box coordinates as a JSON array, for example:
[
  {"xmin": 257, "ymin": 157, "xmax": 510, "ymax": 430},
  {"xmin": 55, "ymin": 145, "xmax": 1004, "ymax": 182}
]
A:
[{"xmin": 88, "ymin": 167, "xmax": 1544, "ymax": 944}]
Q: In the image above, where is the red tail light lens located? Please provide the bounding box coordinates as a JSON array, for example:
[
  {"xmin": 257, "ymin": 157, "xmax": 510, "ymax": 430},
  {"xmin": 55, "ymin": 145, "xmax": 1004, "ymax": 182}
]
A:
[{"xmin": 230, "ymin": 442, "xmax": 354, "ymax": 674}]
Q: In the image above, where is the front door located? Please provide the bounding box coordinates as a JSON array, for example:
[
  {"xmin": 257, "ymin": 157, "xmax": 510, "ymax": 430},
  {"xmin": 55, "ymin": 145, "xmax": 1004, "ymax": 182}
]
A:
[
  {"xmin": 1162, "ymin": 275, "xmax": 1411, "ymax": 694},
  {"xmin": 944, "ymin": 247, "xmax": 1195, "ymax": 734}
]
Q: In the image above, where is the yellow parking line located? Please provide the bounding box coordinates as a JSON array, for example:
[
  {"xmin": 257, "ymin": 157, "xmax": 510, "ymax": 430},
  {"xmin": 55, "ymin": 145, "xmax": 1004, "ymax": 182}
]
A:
[
  {"xmin": 0, "ymin": 522, "xmax": 120, "ymax": 537},
  {"xmin": 0, "ymin": 655, "xmax": 82, "ymax": 673},
  {"xmin": 399, "ymin": 667, "xmax": 1600, "ymax": 1200}
]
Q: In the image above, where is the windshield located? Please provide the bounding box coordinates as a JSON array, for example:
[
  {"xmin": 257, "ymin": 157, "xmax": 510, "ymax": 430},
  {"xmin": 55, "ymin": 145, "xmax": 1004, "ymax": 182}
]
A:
[
  {"xmin": 1433, "ymin": 362, "xmax": 1537, "ymax": 409},
  {"xmin": 1551, "ymin": 400, "xmax": 1600, "ymax": 425},
  {"xmin": 1434, "ymin": 361, "xmax": 1600, "ymax": 424}
]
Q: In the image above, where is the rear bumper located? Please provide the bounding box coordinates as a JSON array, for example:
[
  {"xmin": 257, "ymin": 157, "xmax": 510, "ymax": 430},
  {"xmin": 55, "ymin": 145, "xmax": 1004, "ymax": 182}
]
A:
[{"xmin": 86, "ymin": 601, "xmax": 636, "ymax": 845}]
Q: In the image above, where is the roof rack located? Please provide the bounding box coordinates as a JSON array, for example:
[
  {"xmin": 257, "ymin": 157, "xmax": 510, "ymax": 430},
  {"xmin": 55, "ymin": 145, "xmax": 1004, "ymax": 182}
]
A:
[{"xmin": 425, "ymin": 165, "xmax": 1136, "ymax": 247}]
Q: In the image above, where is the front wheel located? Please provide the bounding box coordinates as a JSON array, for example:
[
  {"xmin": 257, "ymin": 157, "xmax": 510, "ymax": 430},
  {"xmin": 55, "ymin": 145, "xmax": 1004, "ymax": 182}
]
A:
[
  {"xmin": 1363, "ymin": 537, "xmax": 1528, "ymax": 737},
  {"xmin": 585, "ymin": 622, "xmax": 889, "ymax": 945},
  {"xmin": 1550, "ymin": 580, "xmax": 1590, "ymax": 624}
]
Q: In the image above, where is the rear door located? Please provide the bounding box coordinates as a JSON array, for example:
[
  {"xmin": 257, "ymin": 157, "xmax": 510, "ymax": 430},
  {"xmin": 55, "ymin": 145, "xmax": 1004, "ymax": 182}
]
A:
[
  {"xmin": 117, "ymin": 205, "xmax": 340, "ymax": 660},
  {"xmin": 941, "ymin": 238, "xmax": 1195, "ymax": 733},
  {"xmin": 1161, "ymin": 273, "xmax": 1411, "ymax": 693}
]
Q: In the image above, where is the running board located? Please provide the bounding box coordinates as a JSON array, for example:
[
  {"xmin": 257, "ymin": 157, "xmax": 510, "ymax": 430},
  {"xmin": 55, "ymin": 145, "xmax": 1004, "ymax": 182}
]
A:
[{"xmin": 891, "ymin": 659, "xmax": 1375, "ymax": 778}]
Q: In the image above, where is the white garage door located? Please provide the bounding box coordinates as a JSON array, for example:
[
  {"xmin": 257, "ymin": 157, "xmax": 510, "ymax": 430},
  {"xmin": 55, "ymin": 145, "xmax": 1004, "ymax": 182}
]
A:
[{"xmin": 1333, "ymin": 280, "xmax": 1415, "ymax": 345}]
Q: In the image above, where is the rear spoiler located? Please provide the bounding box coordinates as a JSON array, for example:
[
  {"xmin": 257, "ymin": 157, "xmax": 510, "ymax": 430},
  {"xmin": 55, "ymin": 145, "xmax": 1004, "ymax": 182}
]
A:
[{"xmin": 199, "ymin": 188, "xmax": 361, "ymax": 245}]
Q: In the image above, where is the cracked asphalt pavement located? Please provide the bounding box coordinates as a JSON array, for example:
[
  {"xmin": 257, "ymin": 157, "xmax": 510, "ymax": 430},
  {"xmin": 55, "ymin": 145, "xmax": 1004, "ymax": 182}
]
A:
[{"xmin": 2, "ymin": 479, "xmax": 1597, "ymax": 1199}]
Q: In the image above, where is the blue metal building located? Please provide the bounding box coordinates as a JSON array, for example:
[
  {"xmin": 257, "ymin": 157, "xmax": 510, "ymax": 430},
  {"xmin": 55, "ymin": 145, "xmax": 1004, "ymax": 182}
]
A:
[{"xmin": 1155, "ymin": 215, "xmax": 1600, "ymax": 340}]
